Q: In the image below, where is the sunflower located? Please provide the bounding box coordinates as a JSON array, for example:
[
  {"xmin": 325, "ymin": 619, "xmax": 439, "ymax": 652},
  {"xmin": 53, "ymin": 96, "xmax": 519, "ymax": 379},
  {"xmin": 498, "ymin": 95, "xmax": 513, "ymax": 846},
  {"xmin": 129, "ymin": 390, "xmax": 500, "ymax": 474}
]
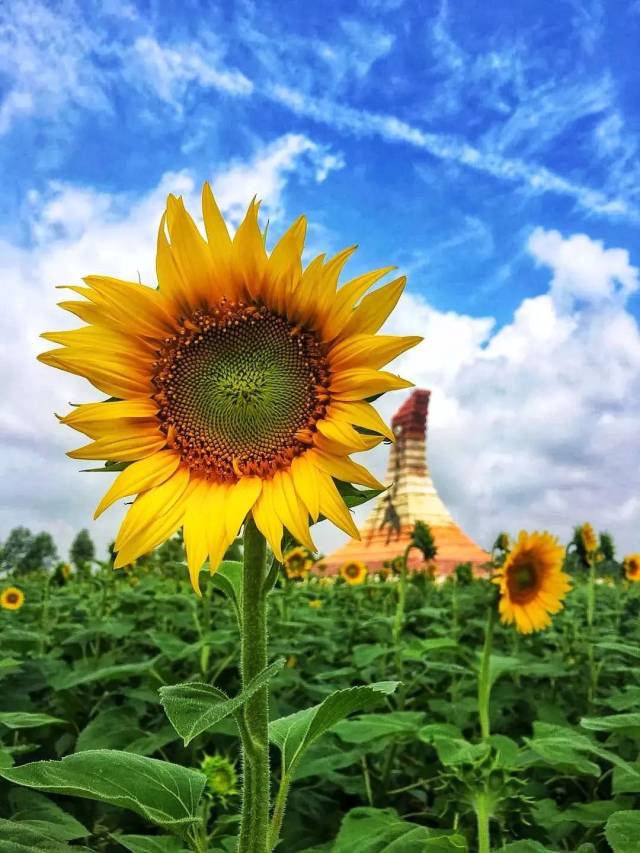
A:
[
  {"xmin": 283, "ymin": 545, "xmax": 313, "ymax": 580},
  {"xmin": 39, "ymin": 186, "xmax": 419, "ymax": 593},
  {"xmin": 1, "ymin": 587, "xmax": 25, "ymax": 611},
  {"xmin": 308, "ymin": 598, "xmax": 323, "ymax": 608},
  {"xmin": 492, "ymin": 531, "xmax": 570, "ymax": 634},
  {"xmin": 623, "ymin": 554, "xmax": 640, "ymax": 582},
  {"xmin": 340, "ymin": 560, "xmax": 368, "ymax": 586},
  {"xmin": 580, "ymin": 522, "xmax": 598, "ymax": 555}
]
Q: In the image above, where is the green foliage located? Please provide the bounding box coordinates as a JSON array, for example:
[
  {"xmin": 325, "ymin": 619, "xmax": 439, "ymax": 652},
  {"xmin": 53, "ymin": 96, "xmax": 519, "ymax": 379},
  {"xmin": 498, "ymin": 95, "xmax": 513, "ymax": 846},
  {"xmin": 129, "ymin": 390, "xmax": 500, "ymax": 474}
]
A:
[
  {"xmin": 1, "ymin": 557, "xmax": 640, "ymax": 850},
  {"xmin": 411, "ymin": 520, "xmax": 438, "ymax": 562}
]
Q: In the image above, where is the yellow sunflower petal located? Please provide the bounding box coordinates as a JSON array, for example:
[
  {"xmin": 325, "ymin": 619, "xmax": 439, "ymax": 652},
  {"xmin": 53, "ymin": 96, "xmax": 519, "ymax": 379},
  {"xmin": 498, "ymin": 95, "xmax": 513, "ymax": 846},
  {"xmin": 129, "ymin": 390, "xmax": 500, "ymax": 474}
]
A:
[
  {"xmin": 266, "ymin": 215, "xmax": 306, "ymax": 312},
  {"xmin": 329, "ymin": 334, "xmax": 423, "ymax": 371},
  {"xmin": 225, "ymin": 476, "xmax": 263, "ymax": 540},
  {"xmin": 330, "ymin": 368, "xmax": 413, "ymax": 401},
  {"xmin": 202, "ymin": 182, "xmax": 232, "ymax": 259},
  {"xmin": 308, "ymin": 449, "xmax": 385, "ymax": 491},
  {"xmin": 232, "ymin": 199, "xmax": 267, "ymax": 300},
  {"xmin": 82, "ymin": 276, "xmax": 176, "ymax": 339},
  {"xmin": 290, "ymin": 454, "xmax": 321, "ymax": 522},
  {"xmin": 327, "ymin": 401, "xmax": 396, "ymax": 442},
  {"xmin": 60, "ymin": 400, "xmax": 159, "ymax": 439},
  {"xmin": 182, "ymin": 480, "xmax": 214, "ymax": 595},
  {"xmin": 252, "ymin": 479, "xmax": 284, "ymax": 561},
  {"xmin": 315, "ymin": 418, "xmax": 384, "ymax": 454},
  {"xmin": 322, "ymin": 266, "xmax": 396, "ymax": 341},
  {"xmin": 156, "ymin": 211, "xmax": 194, "ymax": 315},
  {"xmin": 339, "ymin": 275, "xmax": 406, "ymax": 338},
  {"xmin": 114, "ymin": 485, "xmax": 192, "ymax": 570},
  {"xmin": 316, "ymin": 471, "xmax": 360, "ymax": 539},
  {"xmin": 94, "ymin": 450, "xmax": 182, "ymax": 518},
  {"xmin": 38, "ymin": 349, "xmax": 150, "ymax": 400},
  {"xmin": 68, "ymin": 430, "xmax": 166, "ymax": 462},
  {"xmin": 115, "ymin": 467, "xmax": 191, "ymax": 551},
  {"xmin": 165, "ymin": 194, "xmax": 218, "ymax": 305},
  {"xmin": 272, "ymin": 471, "xmax": 315, "ymax": 551}
]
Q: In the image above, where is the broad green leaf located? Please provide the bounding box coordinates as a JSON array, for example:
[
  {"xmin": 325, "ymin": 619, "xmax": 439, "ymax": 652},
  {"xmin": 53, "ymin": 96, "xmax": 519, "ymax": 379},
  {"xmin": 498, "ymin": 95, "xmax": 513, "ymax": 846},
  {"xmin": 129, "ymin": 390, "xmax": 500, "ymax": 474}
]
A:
[
  {"xmin": 581, "ymin": 713, "xmax": 640, "ymax": 731},
  {"xmin": 0, "ymin": 712, "xmax": 65, "ymax": 729},
  {"xmin": 597, "ymin": 642, "xmax": 640, "ymax": 659},
  {"xmin": 433, "ymin": 736, "xmax": 490, "ymax": 767},
  {"xmin": 0, "ymin": 658, "xmax": 21, "ymax": 682},
  {"xmin": 352, "ymin": 643, "xmax": 388, "ymax": 668},
  {"xmin": 0, "ymin": 819, "xmax": 92, "ymax": 852},
  {"xmin": 0, "ymin": 750, "xmax": 206, "ymax": 832},
  {"xmin": 489, "ymin": 735, "xmax": 520, "ymax": 769},
  {"xmin": 502, "ymin": 843, "xmax": 556, "ymax": 852},
  {"xmin": 332, "ymin": 807, "xmax": 468, "ymax": 851},
  {"xmin": 269, "ymin": 682, "xmax": 398, "ymax": 778},
  {"xmin": 487, "ymin": 654, "xmax": 520, "ymax": 687},
  {"xmin": 115, "ymin": 835, "xmax": 187, "ymax": 853},
  {"xmin": 605, "ymin": 810, "xmax": 640, "ymax": 853},
  {"xmin": 160, "ymin": 658, "xmax": 285, "ymax": 745},
  {"xmin": 9, "ymin": 789, "xmax": 88, "ymax": 841},
  {"xmin": 332, "ymin": 712, "xmax": 425, "ymax": 744},
  {"xmin": 50, "ymin": 659, "xmax": 159, "ymax": 691},
  {"xmin": 525, "ymin": 723, "xmax": 640, "ymax": 781},
  {"xmin": 76, "ymin": 708, "xmax": 143, "ymax": 752},
  {"xmin": 613, "ymin": 761, "xmax": 640, "ymax": 794}
]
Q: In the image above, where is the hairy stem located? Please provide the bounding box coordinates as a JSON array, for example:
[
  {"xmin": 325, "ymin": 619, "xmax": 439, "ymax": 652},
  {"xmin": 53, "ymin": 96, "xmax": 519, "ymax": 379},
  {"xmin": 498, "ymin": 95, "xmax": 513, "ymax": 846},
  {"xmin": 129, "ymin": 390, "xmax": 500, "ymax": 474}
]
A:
[{"xmin": 238, "ymin": 517, "xmax": 270, "ymax": 853}]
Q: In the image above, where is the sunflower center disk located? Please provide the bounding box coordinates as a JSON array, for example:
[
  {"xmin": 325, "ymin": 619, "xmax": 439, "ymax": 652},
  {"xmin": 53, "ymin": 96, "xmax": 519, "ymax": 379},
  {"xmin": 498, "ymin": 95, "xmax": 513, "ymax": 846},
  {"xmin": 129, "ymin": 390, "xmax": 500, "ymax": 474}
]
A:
[
  {"xmin": 152, "ymin": 302, "xmax": 330, "ymax": 481},
  {"xmin": 508, "ymin": 560, "xmax": 539, "ymax": 603}
]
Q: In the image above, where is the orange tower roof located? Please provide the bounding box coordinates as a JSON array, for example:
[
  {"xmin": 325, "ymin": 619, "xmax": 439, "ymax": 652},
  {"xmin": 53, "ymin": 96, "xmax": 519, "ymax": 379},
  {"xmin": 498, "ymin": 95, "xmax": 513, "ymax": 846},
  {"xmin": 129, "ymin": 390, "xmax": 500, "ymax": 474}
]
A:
[{"xmin": 323, "ymin": 389, "xmax": 490, "ymax": 576}]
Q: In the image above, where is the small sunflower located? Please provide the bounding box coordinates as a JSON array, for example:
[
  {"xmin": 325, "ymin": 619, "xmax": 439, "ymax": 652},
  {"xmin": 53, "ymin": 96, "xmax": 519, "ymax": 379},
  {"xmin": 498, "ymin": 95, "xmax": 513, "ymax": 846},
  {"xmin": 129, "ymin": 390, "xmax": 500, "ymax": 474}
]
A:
[
  {"xmin": 623, "ymin": 554, "xmax": 640, "ymax": 582},
  {"xmin": 580, "ymin": 522, "xmax": 598, "ymax": 555},
  {"xmin": 1, "ymin": 587, "xmax": 25, "ymax": 611},
  {"xmin": 283, "ymin": 546, "xmax": 313, "ymax": 580},
  {"xmin": 200, "ymin": 754, "xmax": 238, "ymax": 806},
  {"xmin": 492, "ymin": 531, "xmax": 570, "ymax": 634},
  {"xmin": 340, "ymin": 560, "xmax": 368, "ymax": 586},
  {"xmin": 308, "ymin": 597, "xmax": 323, "ymax": 608},
  {"xmin": 39, "ymin": 186, "xmax": 419, "ymax": 594}
]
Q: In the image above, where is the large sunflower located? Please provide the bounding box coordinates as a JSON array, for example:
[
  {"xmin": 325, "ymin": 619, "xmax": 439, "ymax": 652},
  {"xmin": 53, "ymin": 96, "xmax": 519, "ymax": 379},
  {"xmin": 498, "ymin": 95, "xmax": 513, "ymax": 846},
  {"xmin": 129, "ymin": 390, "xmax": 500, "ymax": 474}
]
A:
[
  {"xmin": 1, "ymin": 587, "xmax": 25, "ymax": 611},
  {"xmin": 340, "ymin": 560, "xmax": 368, "ymax": 586},
  {"xmin": 623, "ymin": 554, "xmax": 640, "ymax": 582},
  {"xmin": 39, "ymin": 186, "xmax": 420, "ymax": 593},
  {"xmin": 492, "ymin": 531, "xmax": 570, "ymax": 634}
]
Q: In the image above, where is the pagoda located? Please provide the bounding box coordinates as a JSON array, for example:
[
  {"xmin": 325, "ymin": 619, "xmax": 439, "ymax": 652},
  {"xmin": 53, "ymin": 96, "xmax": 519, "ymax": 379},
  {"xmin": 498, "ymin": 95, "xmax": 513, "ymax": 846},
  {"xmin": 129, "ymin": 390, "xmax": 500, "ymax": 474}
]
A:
[{"xmin": 323, "ymin": 389, "xmax": 490, "ymax": 576}]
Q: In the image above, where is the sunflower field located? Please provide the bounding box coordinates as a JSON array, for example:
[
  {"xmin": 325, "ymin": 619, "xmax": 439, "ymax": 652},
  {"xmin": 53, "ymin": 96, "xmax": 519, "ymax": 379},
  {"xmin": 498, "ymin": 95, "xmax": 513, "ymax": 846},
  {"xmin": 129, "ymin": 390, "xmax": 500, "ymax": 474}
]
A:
[
  {"xmin": 1, "ymin": 537, "xmax": 640, "ymax": 853},
  {"xmin": 2, "ymin": 187, "xmax": 639, "ymax": 853}
]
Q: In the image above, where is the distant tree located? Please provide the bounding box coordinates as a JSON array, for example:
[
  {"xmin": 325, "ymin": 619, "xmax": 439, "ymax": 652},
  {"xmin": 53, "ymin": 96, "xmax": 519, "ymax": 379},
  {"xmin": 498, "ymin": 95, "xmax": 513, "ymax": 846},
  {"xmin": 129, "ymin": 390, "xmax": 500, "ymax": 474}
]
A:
[
  {"xmin": 21, "ymin": 532, "xmax": 58, "ymax": 573},
  {"xmin": 0, "ymin": 526, "xmax": 33, "ymax": 573},
  {"xmin": 1, "ymin": 527, "xmax": 58, "ymax": 574},
  {"xmin": 70, "ymin": 529, "xmax": 95, "ymax": 569}
]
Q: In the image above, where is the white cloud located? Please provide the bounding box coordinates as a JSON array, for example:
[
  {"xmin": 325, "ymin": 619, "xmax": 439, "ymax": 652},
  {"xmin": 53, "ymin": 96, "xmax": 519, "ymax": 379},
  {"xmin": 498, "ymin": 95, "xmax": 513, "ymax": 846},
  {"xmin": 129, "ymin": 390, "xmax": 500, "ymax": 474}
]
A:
[
  {"xmin": 129, "ymin": 36, "xmax": 254, "ymax": 107},
  {"xmin": 528, "ymin": 227, "xmax": 639, "ymax": 307},
  {"xmin": 352, "ymin": 228, "xmax": 640, "ymax": 556}
]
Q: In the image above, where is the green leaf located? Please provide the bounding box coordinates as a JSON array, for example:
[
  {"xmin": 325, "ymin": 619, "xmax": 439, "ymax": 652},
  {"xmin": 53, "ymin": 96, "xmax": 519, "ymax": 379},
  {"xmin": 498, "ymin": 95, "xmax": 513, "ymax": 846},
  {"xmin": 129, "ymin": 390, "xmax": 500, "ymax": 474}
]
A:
[
  {"xmin": 332, "ymin": 807, "xmax": 468, "ymax": 851},
  {"xmin": 0, "ymin": 750, "xmax": 206, "ymax": 832},
  {"xmin": 9, "ymin": 789, "xmax": 88, "ymax": 841},
  {"xmin": 581, "ymin": 713, "xmax": 640, "ymax": 732},
  {"xmin": 433, "ymin": 736, "xmax": 490, "ymax": 767},
  {"xmin": 75, "ymin": 708, "xmax": 143, "ymax": 752},
  {"xmin": 160, "ymin": 658, "xmax": 285, "ymax": 746},
  {"xmin": 332, "ymin": 712, "xmax": 425, "ymax": 744},
  {"xmin": 502, "ymin": 843, "xmax": 556, "ymax": 853},
  {"xmin": 0, "ymin": 819, "xmax": 92, "ymax": 852},
  {"xmin": 487, "ymin": 654, "xmax": 520, "ymax": 688},
  {"xmin": 115, "ymin": 835, "xmax": 187, "ymax": 853},
  {"xmin": 605, "ymin": 810, "xmax": 640, "ymax": 853},
  {"xmin": 50, "ymin": 659, "xmax": 159, "ymax": 691},
  {"xmin": 596, "ymin": 642, "xmax": 640, "ymax": 659},
  {"xmin": 334, "ymin": 480, "xmax": 382, "ymax": 509},
  {"xmin": 489, "ymin": 735, "xmax": 520, "ymax": 770},
  {"xmin": 0, "ymin": 712, "xmax": 65, "ymax": 730},
  {"xmin": 269, "ymin": 682, "xmax": 398, "ymax": 779}
]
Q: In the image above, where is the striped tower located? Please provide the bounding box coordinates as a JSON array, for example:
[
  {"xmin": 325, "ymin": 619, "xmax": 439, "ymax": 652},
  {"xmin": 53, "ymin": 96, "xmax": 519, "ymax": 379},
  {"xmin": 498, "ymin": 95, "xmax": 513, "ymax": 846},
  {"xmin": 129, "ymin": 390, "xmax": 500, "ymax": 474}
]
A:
[{"xmin": 323, "ymin": 389, "xmax": 490, "ymax": 575}]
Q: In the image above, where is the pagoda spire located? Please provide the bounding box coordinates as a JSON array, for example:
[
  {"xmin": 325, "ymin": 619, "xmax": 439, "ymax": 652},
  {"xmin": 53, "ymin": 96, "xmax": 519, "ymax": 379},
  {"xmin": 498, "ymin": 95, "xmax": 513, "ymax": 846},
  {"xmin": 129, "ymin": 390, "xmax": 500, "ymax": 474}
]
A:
[{"xmin": 322, "ymin": 389, "xmax": 489, "ymax": 575}]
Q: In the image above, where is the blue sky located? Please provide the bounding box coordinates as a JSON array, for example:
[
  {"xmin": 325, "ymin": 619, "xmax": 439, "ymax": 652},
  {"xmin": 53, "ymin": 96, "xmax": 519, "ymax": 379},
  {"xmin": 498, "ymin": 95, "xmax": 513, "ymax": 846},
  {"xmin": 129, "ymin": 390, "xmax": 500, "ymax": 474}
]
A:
[{"xmin": 1, "ymin": 0, "xmax": 640, "ymax": 559}]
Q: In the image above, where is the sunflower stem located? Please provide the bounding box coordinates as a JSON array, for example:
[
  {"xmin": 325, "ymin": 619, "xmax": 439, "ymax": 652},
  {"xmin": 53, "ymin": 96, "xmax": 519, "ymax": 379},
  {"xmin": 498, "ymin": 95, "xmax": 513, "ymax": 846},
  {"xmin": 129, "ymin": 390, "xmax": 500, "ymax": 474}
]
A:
[
  {"xmin": 478, "ymin": 605, "xmax": 496, "ymax": 742},
  {"xmin": 238, "ymin": 516, "xmax": 270, "ymax": 853},
  {"xmin": 473, "ymin": 788, "xmax": 492, "ymax": 853}
]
